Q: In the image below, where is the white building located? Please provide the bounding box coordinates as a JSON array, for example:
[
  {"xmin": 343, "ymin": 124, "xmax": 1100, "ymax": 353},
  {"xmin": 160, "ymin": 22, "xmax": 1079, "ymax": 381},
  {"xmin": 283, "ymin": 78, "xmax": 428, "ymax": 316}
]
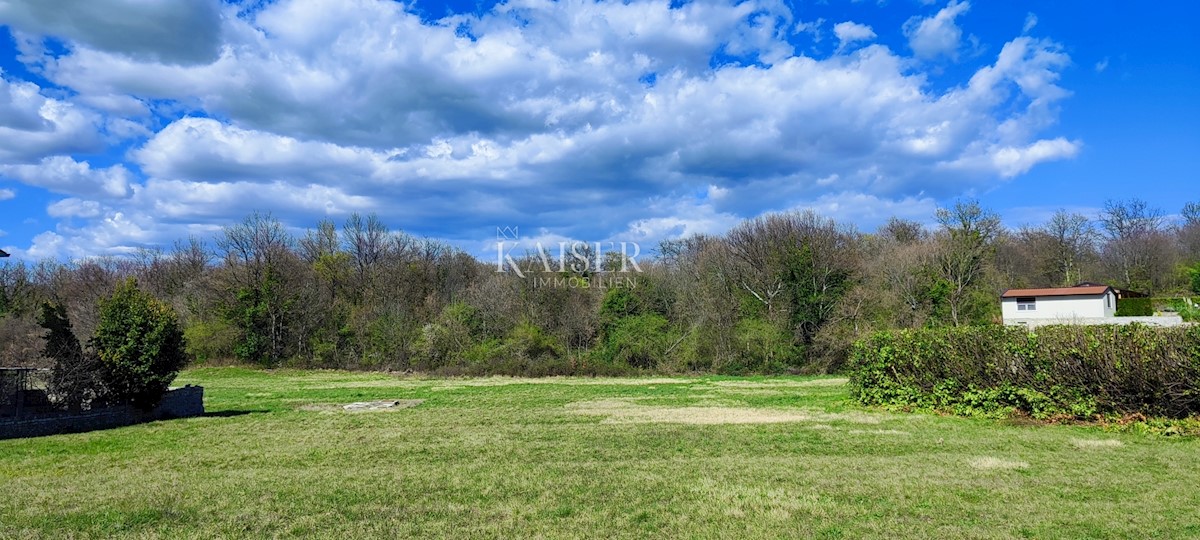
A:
[
  {"xmin": 1001, "ymin": 284, "xmax": 1183, "ymax": 327},
  {"xmin": 1001, "ymin": 285, "xmax": 1117, "ymax": 324}
]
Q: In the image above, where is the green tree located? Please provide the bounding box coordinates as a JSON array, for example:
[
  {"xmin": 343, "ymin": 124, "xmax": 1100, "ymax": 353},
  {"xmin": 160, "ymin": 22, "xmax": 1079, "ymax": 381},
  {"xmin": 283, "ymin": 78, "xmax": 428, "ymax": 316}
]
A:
[{"xmin": 92, "ymin": 278, "xmax": 189, "ymax": 409}]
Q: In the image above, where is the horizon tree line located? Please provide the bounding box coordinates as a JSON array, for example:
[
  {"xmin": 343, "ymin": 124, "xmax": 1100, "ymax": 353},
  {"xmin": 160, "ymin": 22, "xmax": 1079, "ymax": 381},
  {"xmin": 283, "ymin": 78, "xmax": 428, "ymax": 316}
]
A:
[{"xmin": 1, "ymin": 198, "xmax": 1198, "ymax": 374}]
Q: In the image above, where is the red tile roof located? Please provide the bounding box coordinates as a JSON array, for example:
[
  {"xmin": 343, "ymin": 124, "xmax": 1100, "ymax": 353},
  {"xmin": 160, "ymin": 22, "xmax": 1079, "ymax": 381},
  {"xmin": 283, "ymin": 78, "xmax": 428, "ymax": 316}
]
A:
[{"xmin": 1001, "ymin": 285, "xmax": 1112, "ymax": 298}]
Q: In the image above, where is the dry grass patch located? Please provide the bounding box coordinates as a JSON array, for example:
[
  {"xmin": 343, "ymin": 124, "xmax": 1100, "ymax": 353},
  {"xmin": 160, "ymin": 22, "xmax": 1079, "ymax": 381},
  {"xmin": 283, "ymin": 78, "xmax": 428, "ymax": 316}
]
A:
[
  {"xmin": 708, "ymin": 378, "xmax": 848, "ymax": 389},
  {"xmin": 307, "ymin": 376, "xmax": 695, "ymax": 390},
  {"xmin": 1071, "ymin": 438, "xmax": 1124, "ymax": 449},
  {"xmin": 969, "ymin": 457, "xmax": 1030, "ymax": 471},
  {"xmin": 566, "ymin": 398, "xmax": 884, "ymax": 425},
  {"xmin": 848, "ymin": 429, "xmax": 910, "ymax": 436}
]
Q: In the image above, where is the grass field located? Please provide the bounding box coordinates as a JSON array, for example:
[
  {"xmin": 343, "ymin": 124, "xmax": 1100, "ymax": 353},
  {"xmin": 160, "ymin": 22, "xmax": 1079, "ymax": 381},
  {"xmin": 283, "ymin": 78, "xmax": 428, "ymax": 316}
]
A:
[{"xmin": 3, "ymin": 368, "xmax": 1200, "ymax": 539}]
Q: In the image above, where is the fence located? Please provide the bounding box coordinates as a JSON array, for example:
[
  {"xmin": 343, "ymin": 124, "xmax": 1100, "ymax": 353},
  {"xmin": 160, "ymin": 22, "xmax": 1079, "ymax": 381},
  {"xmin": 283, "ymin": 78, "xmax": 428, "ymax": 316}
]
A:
[{"xmin": 0, "ymin": 367, "xmax": 51, "ymax": 420}]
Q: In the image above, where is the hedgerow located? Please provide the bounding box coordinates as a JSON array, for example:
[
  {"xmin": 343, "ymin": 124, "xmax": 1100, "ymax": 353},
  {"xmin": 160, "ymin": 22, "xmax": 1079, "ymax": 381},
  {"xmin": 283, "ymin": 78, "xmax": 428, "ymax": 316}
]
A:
[{"xmin": 847, "ymin": 324, "xmax": 1200, "ymax": 419}]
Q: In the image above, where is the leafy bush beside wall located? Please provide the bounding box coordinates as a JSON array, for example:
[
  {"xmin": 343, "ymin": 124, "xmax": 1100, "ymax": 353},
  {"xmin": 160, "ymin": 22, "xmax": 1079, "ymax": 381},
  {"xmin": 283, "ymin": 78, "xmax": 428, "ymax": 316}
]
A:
[
  {"xmin": 848, "ymin": 324, "xmax": 1200, "ymax": 419},
  {"xmin": 92, "ymin": 278, "xmax": 189, "ymax": 409}
]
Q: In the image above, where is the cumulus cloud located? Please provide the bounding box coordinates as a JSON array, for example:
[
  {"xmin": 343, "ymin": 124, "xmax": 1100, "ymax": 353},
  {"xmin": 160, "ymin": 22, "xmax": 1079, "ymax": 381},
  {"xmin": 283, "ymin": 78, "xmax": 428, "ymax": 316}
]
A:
[
  {"xmin": 0, "ymin": 0, "xmax": 224, "ymax": 65},
  {"xmin": 833, "ymin": 21, "xmax": 876, "ymax": 50},
  {"xmin": 904, "ymin": 0, "xmax": 971, "ymax": 61},
  {"xmin": 0, "ymin": 156, "xmax": 132, "ymax": 198},
  {"xmin": 1023, "ymin": 13, "xmax": 1038, "ymax": 34},
  {"xmin": 988, "ymin": 138, "xmax": 1081, "ymax": 177},
  {"xmin": 134, "ymin": 117, "xmax": 383, "ymax": 184},
  {"xmin": 0, "ymin": 0, "xmax": 1081, "ymax": 258},
  {"xmin": 46, "ymin": 198, "xmax": 103, "ymax": 218},
  {"xmin": 0, "ymin": 74, "xmax": 103, "ymax": 162}
]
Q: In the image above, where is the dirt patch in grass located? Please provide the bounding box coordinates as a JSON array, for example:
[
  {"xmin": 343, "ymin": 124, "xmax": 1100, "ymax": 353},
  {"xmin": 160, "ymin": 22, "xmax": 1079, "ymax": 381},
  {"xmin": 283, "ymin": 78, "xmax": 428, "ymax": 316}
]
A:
[
  {"xmin": 298, "ymin": 399, "xmax": 424, "ymax": 412},
  {"xmin": 969, "ymin": 457, "xmax": 1030, "ymax": 471},
  {"xmin": 566, "ymin": 398, "xmax": 884, "ymax": 425},
  {"xmin": 1071, "ymin": 438, "xmax": 1124, "ymax": 449}
]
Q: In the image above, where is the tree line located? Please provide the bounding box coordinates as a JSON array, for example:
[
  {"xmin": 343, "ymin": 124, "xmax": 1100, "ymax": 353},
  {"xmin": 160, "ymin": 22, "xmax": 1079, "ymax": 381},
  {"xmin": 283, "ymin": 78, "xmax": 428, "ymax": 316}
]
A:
[{"xmin": 2, "ymin": 198, "xmax": 1198, "ymax": 375}]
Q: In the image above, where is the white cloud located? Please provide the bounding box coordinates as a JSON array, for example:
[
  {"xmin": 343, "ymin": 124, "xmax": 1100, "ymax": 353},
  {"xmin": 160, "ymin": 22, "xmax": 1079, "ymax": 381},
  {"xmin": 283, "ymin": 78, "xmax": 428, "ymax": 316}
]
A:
[
  {"xmin": 1023, "ymin": 13, "xmax": 1038, "ymax": 34},
  {"xmin": 988, "ymin": 137, "xmax": 1081, "ymax": 177},
  {"xmin": 0, "ymin": 0, "xmax": 1081, "ymax": 258},
  {"xmin": 904, "ymin": 0, "xmax": 971, "ymax": 61},
  {"xmin": 0, "ymin": 74, "xmax": 104, "ymax": 162},
  {"xmin": 791, "ymin": 192, "xmax": 939, "ymax": 228},
  {"xmin": 833, "ymin": 21, "xmax": 876, "ymax": 50},
  {"xmin": 0, "ymin": 156, "xmax": 132, "ymax": 198},
  {"xmin": 134, "ymin": 117, "xmax": 383, "ymax": 184},
  {"xmin": 0, "ymin": 188, "xmax": 14, "ymax": 201},
  {"xmin": 1095, "ymin": 57, "xmax": 1110, "ymax": 73},
  {"xmin": 131, "ymin": 179, "xmax": 377, "ymax": 222},
  {"xmin": 47, "ymin": 198, "xmax": 103, "ymax": 218}
]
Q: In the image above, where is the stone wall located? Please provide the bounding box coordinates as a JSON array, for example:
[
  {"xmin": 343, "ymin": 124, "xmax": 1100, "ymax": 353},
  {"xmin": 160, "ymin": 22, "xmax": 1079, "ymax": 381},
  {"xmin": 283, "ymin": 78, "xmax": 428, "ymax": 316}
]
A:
[{"xmin": 0, "ymin": 385, "xmax": 204, "ymax": 440}]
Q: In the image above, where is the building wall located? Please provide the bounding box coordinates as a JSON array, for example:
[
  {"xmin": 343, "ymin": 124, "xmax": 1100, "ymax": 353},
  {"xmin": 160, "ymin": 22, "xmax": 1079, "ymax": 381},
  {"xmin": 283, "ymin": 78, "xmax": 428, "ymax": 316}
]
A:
[{"xmin": 1001, "ymin": 292, "xmax": 1116, "ymax": 322}]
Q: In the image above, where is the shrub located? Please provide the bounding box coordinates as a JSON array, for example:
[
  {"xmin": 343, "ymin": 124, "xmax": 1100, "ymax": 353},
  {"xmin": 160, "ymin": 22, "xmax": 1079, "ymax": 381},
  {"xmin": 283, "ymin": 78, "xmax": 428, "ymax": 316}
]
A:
[
  {"xmin": 412, "ymin": 302, "xmax": 479, "ymax": 371},
  {"xmin": 596, "ymin": 313, "xmax": 675, "ymax": 369},
  {"xmin": 1168, "ymin": 298, "xmax": 1200, "ymax": 323},
  {"xmin": 847, "ymin": 324, "xmax": 1200, "ymax": 419},
  {"xmin": 91, "ymin": 278, "xmax": 189, "ymax": 409},
  {"xmin": 731, "ymin": 318, "xmax": 801, "ymax": 374},
  {"xmin": 183, "ymin": 318, "xmax": 239, "ymax": 364},
  {"xmin": 502, "ymin": 321, "xmax": 563, "ymax": 362},
  {"xmin": 1116, "ymin": 298, "xmax": 1153, "ymax": 316}
]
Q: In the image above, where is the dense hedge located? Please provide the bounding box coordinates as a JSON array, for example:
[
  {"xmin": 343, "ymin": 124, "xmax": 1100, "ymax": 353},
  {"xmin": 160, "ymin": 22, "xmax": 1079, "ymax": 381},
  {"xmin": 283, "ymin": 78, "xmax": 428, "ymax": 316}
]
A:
[
  {"xmin": 848, "ymin": 324, "xmax": 1200, "ymax": 419},
  {"xmin": 1117, "ymin": 297, "xmax": 1200, "ymax": 317},
  {"xmin": 1116, "ymin": 298, "xmax": 1154, "ymax": 316}
]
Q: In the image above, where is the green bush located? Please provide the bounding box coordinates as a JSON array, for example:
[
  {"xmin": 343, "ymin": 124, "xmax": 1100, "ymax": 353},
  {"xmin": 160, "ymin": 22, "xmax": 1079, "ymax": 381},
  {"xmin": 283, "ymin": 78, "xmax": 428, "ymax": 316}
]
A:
[
  {"xmin": 731, "ymin": 318, "xmax": 801, "ymax": 374},
  {"xmin": 596, "ymin": 313, "xmax": 676, "ymax": 369},
  {"xmin": 412, "ymin": 302, "xmax": 478, "ymax": 371},
  {"xmin": 1167, "ymin": 299, "xmax": 1200, "ymax": 323},
  {"xmin": 847, "ymin": 324, "xmax": 1200, "ymax": 419},
  {"xmin": 1116, "ymin": 298, "xmax": 1153, "ymax": 316},
  {"xmin": 184, "ymin": 318, "xmax": 239, "ymax": 364},
  {"xmin": 92, "ymin": 278, "xmax": 189, "ymax": 409}
]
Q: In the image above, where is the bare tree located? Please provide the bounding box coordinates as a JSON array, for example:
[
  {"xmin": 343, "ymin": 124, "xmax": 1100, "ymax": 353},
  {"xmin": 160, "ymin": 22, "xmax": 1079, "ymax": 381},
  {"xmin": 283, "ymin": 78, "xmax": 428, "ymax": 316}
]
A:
[
  {"xmin": 217, "ymin": 212, "xmax": 294, "ymax": 290},
  {"xmin": 879, "ymin": 240, "xmax": 937, "ymax": 328},
  {"xmin": 934, "ymin": 200, "xmax": 1001, "ymax": 326},
  {"xmin": 342, "ymin": 212, "xmax": 388, "ymax": 292},
  {"xmin": 1098, "ymin": 199, "xmax": 1173, "ymax": 293},
  {"xmin": 1179, "ymin": 201, "xmax": 1200, "ymax": 262},
  {"xmin": 878, "ymin": 217, "xmax": 927, "ymax": 245}
]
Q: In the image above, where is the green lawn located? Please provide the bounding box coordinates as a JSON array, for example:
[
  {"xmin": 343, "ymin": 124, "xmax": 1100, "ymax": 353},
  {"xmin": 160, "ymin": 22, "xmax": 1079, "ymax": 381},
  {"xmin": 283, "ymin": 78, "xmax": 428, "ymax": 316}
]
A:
[{"xmin": 3, "ymin": 368, "xmax": 1199, "ymax": 539}]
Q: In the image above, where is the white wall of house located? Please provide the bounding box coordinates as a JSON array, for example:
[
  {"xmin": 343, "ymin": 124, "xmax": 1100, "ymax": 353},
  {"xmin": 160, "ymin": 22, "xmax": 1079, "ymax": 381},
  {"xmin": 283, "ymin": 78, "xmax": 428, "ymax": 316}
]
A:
[{"xmin": 1000, "ymin": 291, "xmax": 1117, "ymax": 323}]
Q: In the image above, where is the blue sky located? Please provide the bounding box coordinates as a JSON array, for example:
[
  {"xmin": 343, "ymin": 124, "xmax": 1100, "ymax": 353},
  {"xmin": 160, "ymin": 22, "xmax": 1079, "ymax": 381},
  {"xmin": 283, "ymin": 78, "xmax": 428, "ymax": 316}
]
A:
[{"xmin": 0, "ymin": 0, "xmax": 1196, "ymax": 259}]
